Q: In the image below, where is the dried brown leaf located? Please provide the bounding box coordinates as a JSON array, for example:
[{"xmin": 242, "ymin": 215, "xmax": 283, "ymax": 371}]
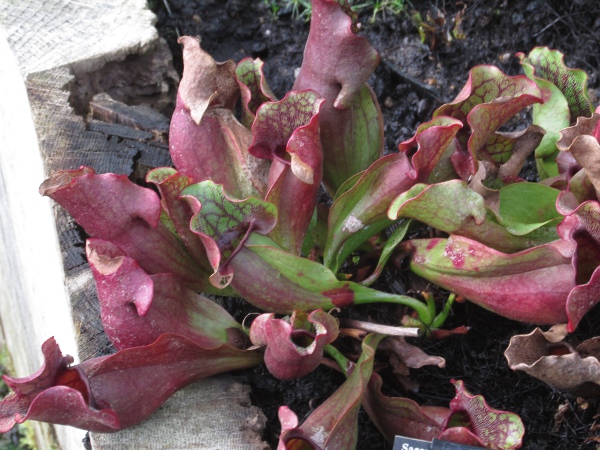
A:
[
  {"xmin": 380, "ymin": 337, "xmax": 446, "ymax": 370},
  {"xmin": 557, "ymin": 113, "xmax": 600, "ymax": 199},
  {"xmin": 505, "ymin": 327, "xmax": 600, "ymax": 397}
]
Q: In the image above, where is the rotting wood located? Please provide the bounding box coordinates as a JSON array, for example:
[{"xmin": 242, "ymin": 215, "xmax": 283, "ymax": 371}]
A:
[{"xmin": 0, "ymin": 1, "xmax": 268, "ymax": 449}]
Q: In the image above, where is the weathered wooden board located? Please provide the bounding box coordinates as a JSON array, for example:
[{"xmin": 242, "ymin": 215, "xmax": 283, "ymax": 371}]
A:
[
  {"xmin": 0, "ymin": 1, "xmax": 267, "ymax": 449},
  {"xmin": 0, "ymin": 25, "xmax": 81, "ymax": 450}
]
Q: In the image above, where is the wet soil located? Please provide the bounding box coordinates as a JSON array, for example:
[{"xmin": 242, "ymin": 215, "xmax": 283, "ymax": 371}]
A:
[{"xmin": 151, "ymin": 1, "xmax": 600, "ymax": 449}]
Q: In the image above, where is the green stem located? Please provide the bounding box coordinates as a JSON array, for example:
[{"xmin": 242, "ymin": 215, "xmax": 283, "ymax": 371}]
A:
[
  {"xmin": 354, "ymin": 291, "xmax": 433, "ymax": 326},
  {"xmin": 430, "ymin": 293, "xmax": 456, "ymax": 329},
  {"xmin": 424, "ymin": 292, "xmax": 436, "ymax": 322},
  {"xmin": 324, "ymin": 334, "xmax": 386, "ymax": 377},
  {"xmin": 324, "ymin": 344, "xmax": 352, "ymax": 377}
]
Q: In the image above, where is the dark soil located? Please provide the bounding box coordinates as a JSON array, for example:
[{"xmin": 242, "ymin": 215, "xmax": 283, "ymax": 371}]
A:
[{"xmin": 151, "ymin": 1, "xmax": 600, "ymax": 449}]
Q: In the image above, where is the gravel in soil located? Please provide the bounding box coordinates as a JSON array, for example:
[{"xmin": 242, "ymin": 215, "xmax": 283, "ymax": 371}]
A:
[{"xmin": 151, "ymin": 1, "xmax": 600, "ymax": 448}]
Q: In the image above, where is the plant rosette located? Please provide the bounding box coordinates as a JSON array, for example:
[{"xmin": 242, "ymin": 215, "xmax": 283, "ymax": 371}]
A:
[{"xmin": 3, "ymin": 2, "xmax": 600, "ymax": 449}]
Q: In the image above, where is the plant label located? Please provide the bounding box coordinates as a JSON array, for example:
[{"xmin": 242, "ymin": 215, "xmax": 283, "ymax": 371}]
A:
[{"xmin": 393, "ymin": 436, "xmax": 486, "ymax": 450}]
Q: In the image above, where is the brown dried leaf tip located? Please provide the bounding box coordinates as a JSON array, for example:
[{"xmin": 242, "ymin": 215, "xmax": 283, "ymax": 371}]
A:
[{"xmin": 505, "ymin": 324, "xmax": 600, "ymax": 398}]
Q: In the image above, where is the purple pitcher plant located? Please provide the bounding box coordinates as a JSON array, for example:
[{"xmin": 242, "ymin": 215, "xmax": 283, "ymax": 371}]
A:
[{"xmin": 1, "ymin": 0, "xmax": 599, "ymax": 448}]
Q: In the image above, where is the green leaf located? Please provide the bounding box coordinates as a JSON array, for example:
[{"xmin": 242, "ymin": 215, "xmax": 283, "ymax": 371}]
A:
[
  {"xmin": 320, "ymin": 84, "xmax": 384, "ymax": 196},
  {"xmin": 227, "ymin": 235, "xmax": 433, "ymax": 324},
  {"xmin": 324, "ymin": 154, "xmax": 415, "ymax": 274},
  {"xmin": 530, "ymin": 79, "xmax": 569, "ymax": 179},
  {"xmin": 361, "ymin": 220, "xmax": 411, "ymax": 286},
  {"xmin": 482, "ymin": 126, "xmax": 545, "ymax": 187},
  {"xmin": 528, "ymin": 80, "xmax": 569, "ymax": 160},
  {"xmin": 434, "ymin": 65, "xmax": 543, "ymax": 175},
  {"xmin": 517, "ymin": 49, "xmax": 578, "ymax": 179},
  {"xmin": 447, "ymin": 380, "xmax": 525, "ymax": 449},
  {"xmin": 301, "ymin": 205, "xmax": 329, "ymax": 257},
  {"xmin": 333, "ymin": 171, "xmax": 364, "ymax": 201},
  {"xmin": 435, "ymin": 65, "xmax": 543, "ymax": 125},
  {"xmin": 389, "ymin": 181, "xmax": 485, "ymax": 225},
  {"xmin": 518, "ymin": 47, "xmax": 593, "ymax": 120},
  {"xmin": 147, "ymin": 168, "xmax": 212, "ymax": 268},
  {"xmin": 496, "ymin": 182, "xmax": 561, "ymax": 236},
  {"xmin": 483, "ymin": 133, "xmax": 523, "ymax": 164},
  {"xmin": 389, "ymin": 180, "xmax": 557, "ymax": 252},
  {"xmin": 325, "ymin": 116, "xmax": 462, "ymax": 274},
  {"xmin": 233, "ymin": 238, "xmax": 371, "ymax": 312},
  {"xmin": 182, "ymin": 180, "xmax": 277, "ymax": 288},
  {"xmin": 235, "ymin": 57, "xmax": 277, "ymax": 128}
]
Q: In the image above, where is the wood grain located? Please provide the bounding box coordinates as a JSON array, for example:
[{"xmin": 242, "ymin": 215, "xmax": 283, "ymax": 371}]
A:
[{"xmin": 0, "ymin": 1, "xmax": 268, "ymax": 449}]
